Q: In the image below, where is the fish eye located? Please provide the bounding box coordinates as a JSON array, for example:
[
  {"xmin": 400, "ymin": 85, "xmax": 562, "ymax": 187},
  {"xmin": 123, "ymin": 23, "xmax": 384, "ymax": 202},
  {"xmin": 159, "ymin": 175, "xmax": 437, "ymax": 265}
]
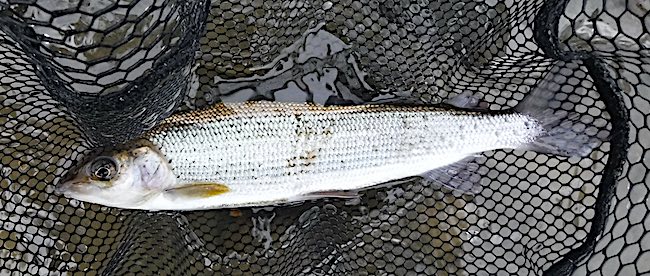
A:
[{"xmin": 89, "ymin": 156, "xmax": 118, "ymax": 181}]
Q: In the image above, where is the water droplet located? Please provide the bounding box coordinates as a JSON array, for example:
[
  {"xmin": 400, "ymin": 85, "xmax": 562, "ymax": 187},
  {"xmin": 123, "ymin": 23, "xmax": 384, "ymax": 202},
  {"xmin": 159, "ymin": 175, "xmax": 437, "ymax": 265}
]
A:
[{"xmin": 1, "ymin": 166, "xmax": 11, "ymax": 177}]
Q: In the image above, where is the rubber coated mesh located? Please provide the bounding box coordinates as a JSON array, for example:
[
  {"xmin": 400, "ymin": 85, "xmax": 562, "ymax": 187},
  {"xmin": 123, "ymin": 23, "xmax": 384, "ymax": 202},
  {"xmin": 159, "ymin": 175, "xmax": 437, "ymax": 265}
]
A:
[{"xmin": 0, "ymin": 0, "xmax": 643, "ymax": 275}]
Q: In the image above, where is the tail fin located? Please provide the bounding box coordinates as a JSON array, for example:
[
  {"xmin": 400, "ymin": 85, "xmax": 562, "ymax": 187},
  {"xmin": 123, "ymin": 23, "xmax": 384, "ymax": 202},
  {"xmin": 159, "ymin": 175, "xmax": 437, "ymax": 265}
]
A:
[{"xmin": 514, "ymin": 67, "xmax": 609, "ymax": 157}]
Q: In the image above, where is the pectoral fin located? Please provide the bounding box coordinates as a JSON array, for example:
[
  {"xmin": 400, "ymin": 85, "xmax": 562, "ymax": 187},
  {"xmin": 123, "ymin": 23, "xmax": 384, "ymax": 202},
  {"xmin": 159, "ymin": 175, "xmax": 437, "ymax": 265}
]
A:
[
  {"xmin": 164, "ymin": 183, "xmax": 230, "ymax": 199},
  {"xmin": 442, "ymin": 91, "xmax": 488, "ymax": 110}
]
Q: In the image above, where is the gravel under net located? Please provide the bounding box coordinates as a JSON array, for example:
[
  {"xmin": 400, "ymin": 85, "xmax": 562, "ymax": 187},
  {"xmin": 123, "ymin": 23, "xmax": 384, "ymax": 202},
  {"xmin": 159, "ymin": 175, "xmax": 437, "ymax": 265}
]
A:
[{"xmin": 0, "ymin": 0, "xmax": 645, "ymax": 275}]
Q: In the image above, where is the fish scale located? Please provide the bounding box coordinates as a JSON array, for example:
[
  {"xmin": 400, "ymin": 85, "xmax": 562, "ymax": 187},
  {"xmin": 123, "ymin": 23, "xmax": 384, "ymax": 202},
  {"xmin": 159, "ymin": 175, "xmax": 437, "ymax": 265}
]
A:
[
  {"xmin": 59, "ymin": 87, "xmax": 606, "ymax": 210},
  {"xmin": 141, "ymin": 101, "xmax": 541, "ymax": 205}
]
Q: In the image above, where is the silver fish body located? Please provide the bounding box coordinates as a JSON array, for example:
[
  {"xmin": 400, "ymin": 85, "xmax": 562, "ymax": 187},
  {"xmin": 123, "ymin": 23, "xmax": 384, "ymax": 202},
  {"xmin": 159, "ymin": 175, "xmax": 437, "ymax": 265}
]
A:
[
  {"xmin": 136, "ymin": 102, "xmax": 540, "ymax": 209},
  {"xmin": 57, "ymin": 89, "xmax": 603, "ymax": 210}
]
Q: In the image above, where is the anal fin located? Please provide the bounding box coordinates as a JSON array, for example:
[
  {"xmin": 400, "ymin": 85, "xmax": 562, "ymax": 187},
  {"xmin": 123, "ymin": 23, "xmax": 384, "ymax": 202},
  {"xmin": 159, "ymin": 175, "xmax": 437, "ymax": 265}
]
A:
[
  {"xmin": 293, "ymin": 190, "xmax": 360, "ymax": 201},
  {"xmin": 422, "ymin": 157, "xmax": 487, "ymax": 194}
]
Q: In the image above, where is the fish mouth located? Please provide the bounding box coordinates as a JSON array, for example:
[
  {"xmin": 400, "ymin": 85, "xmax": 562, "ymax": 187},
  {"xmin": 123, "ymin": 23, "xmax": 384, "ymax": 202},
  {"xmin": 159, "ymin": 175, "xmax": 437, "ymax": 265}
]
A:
[
  {"xmin": 54, "ymin": 180, "xmax": 78, "ymax": 195},
  {"xmin": 54, "ymin": 171, "xmax": 92, "ymax": 196},
  {"xmin": 55, "ymin": 180, "xmax": 102, "ymax": 201},
  {"xmin": 54, "ymin": 171, "xmax": 76, "ymax": 195},
  {"xmin": 53, "ymin": 183, "xmax": 66, "ymax": 195}
]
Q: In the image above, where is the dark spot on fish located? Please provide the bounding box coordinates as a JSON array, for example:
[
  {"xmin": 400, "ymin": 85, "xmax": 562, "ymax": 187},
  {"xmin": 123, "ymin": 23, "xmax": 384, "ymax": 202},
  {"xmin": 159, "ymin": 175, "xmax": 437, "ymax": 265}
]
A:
[
  {"xmin": 323, "ymin": 127, "xmax": 333, "ymax": 136},
  {"xmin": 300, "ymin": 150, "xmax": 318, "ymax": 166},
  {"xmin": 287, "ymin": 157, "xmax": 297, "ymax": 167}
]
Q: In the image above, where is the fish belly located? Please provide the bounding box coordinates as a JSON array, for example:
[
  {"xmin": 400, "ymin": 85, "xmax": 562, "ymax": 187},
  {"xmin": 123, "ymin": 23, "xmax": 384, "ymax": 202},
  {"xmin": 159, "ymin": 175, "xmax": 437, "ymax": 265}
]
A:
[{"xmin": 145, "ymin": 102, "xmax": 539, "ymax": 209}]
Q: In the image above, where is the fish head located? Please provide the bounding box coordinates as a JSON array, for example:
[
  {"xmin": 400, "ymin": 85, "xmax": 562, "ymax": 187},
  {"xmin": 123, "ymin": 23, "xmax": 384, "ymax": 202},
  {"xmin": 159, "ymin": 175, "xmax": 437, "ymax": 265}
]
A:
[{"xmin": 56, "ymin": 143, "xmax": 174, "ymax": 208}]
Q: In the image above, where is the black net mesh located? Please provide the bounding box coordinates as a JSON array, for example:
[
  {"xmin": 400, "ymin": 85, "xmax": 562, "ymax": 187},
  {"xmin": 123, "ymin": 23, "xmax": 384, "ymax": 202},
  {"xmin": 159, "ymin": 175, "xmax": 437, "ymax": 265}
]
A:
[
  {"xmin": 0, "ymin": 0, "xmax": 209, "ymax": 145},
  {"xmin": 0, "ymin": 0, "xmax": 644, "ymax": 275}
]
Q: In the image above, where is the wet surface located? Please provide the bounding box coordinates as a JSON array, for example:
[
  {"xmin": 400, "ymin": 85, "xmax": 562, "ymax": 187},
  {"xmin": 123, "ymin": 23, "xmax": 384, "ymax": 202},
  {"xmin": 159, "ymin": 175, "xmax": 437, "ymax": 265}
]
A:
[{"xmin": 0, "ymin": 0, "xmax": 646, "ymax": 275}]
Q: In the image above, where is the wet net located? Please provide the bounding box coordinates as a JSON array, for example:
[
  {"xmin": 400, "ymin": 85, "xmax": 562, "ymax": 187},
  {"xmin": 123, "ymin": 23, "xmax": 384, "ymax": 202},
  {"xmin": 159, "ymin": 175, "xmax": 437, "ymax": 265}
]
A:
[{"xmin": 0, "ymin": 0, "xmax": 645, "ymax": 275}]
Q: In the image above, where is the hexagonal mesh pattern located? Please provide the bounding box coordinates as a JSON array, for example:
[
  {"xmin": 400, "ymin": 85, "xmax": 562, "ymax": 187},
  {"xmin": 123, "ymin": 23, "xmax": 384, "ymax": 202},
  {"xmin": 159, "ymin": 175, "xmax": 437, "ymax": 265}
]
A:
[
  {"xmin": 0, "ymin": 0, "xmax": 644, "ymax": 276},
  {"xmin": 0, "ymin": 0, "xmax": 210, "ymax": 145}
]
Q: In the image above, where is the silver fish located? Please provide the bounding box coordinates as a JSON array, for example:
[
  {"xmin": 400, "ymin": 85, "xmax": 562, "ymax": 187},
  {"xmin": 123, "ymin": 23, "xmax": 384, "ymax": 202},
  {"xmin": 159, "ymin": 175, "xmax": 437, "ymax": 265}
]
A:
[{"xmin": 56, "ymin": 89, "xmax": 603, "ymax": 210}]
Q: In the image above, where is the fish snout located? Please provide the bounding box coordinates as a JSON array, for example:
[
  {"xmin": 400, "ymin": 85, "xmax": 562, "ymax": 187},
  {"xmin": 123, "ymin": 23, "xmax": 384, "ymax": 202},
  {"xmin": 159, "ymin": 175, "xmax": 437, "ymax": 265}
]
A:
[
  {"xmin": 54, "ymin": 181, "xmax": 69, "ymax": 195},
  {"xmin": 55, "ymin": 168, "xmax": 87, "ymax": 195}
]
